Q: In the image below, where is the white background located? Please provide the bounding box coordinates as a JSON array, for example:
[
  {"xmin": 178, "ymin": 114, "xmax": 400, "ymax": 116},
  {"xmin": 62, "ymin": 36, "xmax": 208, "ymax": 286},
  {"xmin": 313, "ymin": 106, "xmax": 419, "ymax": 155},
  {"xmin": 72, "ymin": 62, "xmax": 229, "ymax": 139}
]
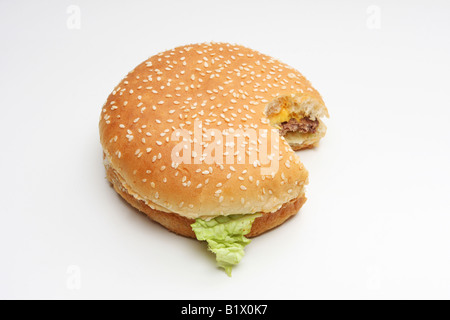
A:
[{"xmin": 1, "ymin": 0, "xmax": 450, "ymax": 300}]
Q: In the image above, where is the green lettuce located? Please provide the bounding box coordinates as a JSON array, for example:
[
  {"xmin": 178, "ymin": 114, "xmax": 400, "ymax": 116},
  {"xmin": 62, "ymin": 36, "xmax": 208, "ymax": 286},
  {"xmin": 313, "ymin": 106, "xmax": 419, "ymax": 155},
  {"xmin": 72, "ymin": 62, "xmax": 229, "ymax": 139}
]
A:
[{"xmin": 191, "ymin": 213, "xmax": 261, "ymax": 276}]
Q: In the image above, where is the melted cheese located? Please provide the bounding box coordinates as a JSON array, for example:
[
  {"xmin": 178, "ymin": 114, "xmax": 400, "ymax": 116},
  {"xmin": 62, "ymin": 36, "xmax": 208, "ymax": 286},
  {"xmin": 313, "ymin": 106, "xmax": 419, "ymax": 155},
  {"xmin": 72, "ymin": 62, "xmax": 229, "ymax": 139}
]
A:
[
  {"xmin": 269, "ymin": 109, "xmax": 290, "ymax": 124},
  {"xmin": 268, "ymin": 109, "xmax": 304, "ymax": 125}
]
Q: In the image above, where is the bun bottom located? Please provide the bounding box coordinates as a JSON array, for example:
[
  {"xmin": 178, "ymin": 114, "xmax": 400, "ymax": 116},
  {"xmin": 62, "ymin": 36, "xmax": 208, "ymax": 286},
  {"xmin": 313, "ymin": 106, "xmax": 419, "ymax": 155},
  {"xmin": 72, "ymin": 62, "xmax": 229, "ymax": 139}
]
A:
[
  {"xmin": 106, "ymin": 165, "xmax": 307, "ymax": 238},
  {"xmin": 283, "ymin": 120, "xmax": 327, "ymax": 151},
  {"xmin": 290, "ymin": 142, "xmax": 319, "ymax": 151}
]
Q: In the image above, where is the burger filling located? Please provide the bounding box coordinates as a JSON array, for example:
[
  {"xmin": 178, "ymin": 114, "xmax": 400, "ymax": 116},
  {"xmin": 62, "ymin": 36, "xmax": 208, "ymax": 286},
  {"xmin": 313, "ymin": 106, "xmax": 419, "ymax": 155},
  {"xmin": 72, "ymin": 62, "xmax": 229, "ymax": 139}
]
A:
[
  {"xmin": 191, "ymin": 213, "xmax": 261, "ymax": 277},
  {"xmin": 279, "ymin": 118, "xmax": 319, "ymax": 136},
  {"xmin": 267, "ymin": 107, "xmax": 319, "ymax": 137}
]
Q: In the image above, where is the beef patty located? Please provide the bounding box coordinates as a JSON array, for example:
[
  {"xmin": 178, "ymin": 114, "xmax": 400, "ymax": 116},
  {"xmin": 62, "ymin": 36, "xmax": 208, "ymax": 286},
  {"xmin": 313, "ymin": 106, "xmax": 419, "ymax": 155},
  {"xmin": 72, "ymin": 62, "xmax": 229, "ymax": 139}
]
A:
[{"xmin": 279, "ymin": 118, "xmax": 319, "ymax": 136}]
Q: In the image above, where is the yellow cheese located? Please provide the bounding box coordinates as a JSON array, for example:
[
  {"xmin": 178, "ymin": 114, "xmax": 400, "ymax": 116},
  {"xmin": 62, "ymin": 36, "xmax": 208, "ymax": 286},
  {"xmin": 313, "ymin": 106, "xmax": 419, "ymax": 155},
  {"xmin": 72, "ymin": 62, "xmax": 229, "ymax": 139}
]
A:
[
  {"xmin": 269, "ymin": 109, "xmax": 290, "ymax": 124},
  {"xmin": 269, "ymin": 109, "xmax": 303, "ymax": 125}
]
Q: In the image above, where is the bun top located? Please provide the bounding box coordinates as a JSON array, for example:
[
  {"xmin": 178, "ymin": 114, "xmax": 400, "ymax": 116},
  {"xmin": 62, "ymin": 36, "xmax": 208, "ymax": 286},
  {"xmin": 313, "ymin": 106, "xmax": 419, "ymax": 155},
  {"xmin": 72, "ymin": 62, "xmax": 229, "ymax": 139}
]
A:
[{"xmin": 99, "ymin": 42, "xmax": 317, "ymax": 219}]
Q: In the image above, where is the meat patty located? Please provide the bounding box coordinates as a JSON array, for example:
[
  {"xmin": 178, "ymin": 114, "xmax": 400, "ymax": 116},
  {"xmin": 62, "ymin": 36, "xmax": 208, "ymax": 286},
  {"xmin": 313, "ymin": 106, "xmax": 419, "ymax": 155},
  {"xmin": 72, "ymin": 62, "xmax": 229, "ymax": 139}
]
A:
[{"xmin": 279, "ymin": 118, "xmax": 319, "ymax": 136}]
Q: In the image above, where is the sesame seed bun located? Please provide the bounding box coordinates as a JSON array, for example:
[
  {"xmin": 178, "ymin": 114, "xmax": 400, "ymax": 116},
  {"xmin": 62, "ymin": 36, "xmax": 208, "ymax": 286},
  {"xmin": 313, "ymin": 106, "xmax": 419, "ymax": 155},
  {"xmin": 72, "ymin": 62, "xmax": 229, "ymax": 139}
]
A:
[{"xmin": 99, "ymin": 42, "xmax": 325, "ymax": 236}]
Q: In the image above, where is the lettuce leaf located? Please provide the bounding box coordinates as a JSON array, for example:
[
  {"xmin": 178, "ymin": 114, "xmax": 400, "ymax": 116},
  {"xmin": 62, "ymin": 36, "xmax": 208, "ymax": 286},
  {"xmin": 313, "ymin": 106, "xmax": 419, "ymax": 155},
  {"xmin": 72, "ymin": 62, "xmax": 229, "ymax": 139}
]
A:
[{"xmin": 191, "ymin": 213, "xmax": 261, "ymax": 276}]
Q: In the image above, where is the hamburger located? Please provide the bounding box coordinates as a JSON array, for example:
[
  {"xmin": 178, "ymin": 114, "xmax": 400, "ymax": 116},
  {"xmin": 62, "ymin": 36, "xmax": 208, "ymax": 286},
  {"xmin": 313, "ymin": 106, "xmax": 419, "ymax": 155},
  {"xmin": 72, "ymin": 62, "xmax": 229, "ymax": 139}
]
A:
[{"xmin": 99, "ymin": 42, "xmax": 328, "ymax": 275}]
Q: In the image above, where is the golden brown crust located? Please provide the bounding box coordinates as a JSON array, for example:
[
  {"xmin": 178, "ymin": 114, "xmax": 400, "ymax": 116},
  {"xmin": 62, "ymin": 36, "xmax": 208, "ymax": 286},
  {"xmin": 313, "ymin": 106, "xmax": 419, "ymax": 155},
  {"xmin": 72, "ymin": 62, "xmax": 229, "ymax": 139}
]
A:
[
  {"xmin": 290, "ymin": 143, "xmax": 317, "ymax": 151},
  {"xmin": 248, "ymin": 193, "xmax": 306, "ymax": 237},
  {"xmin": 106, "ymin": 163, "xmax": 306, "ymax": 238}
]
